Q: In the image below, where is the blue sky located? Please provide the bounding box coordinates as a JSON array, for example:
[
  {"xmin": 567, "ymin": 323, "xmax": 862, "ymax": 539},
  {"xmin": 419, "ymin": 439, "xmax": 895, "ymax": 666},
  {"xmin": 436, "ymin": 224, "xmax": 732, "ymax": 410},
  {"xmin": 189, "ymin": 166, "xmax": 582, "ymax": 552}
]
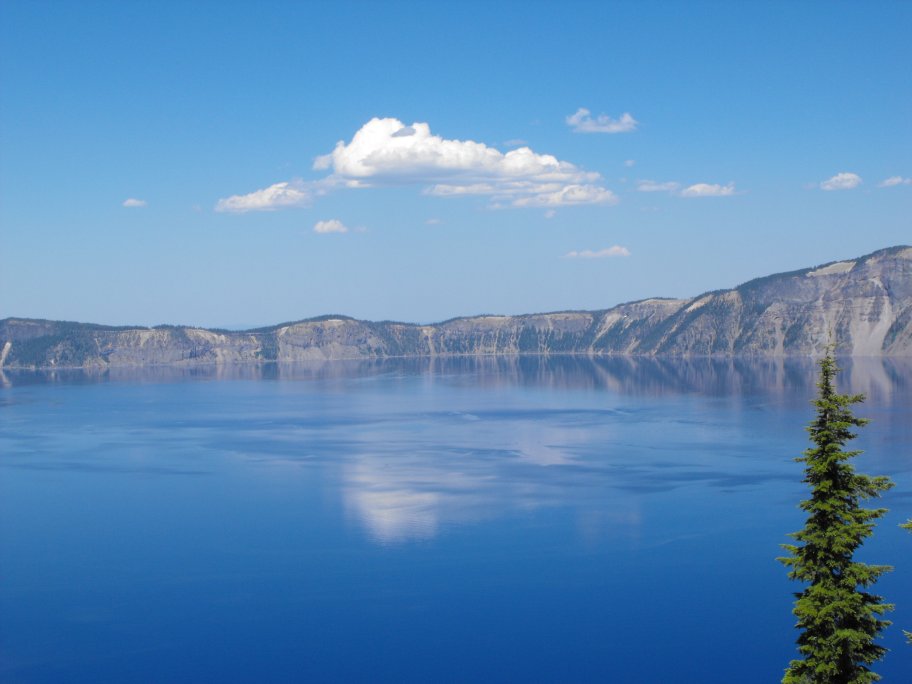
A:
[{"xmin": 1, "ymin": 1, "xmax": 910, "ymax": 328}]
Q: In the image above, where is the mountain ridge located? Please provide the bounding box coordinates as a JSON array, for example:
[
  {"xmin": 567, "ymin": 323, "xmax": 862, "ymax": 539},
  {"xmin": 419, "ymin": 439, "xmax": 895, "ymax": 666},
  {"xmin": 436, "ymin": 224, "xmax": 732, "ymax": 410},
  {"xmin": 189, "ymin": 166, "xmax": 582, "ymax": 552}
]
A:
[{"xmin": 3, "ymin": 245, "xmax": 911, "ymax": 368}]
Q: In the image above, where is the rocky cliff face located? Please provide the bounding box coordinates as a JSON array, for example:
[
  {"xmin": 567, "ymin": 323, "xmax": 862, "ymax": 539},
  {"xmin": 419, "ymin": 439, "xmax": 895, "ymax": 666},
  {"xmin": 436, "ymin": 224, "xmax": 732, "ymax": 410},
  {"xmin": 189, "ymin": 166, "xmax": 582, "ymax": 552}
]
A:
[{"xmin": 3, "ymin": 246, "xmax": 910, "ymax": 368}]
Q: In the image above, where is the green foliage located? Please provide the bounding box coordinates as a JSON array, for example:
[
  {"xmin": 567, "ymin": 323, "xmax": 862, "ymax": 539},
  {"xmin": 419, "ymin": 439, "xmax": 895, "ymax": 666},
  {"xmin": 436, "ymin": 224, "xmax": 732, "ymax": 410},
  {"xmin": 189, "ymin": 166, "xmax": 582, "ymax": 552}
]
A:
[
  {"xmin": 904, "ymin": 520, "xmax": 912, "ymax": 645},
  {"xmin": 778, "ymin": 351, "xmax": 894, "ymax": 683}
]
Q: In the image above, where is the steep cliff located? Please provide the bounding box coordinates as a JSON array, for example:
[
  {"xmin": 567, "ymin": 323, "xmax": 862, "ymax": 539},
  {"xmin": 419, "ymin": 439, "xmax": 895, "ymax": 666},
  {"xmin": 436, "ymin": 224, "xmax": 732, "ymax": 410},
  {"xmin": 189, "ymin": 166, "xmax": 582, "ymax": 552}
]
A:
[{"xmin": 2, "ymin": 246, "xmax": 910, "ymax": 368}]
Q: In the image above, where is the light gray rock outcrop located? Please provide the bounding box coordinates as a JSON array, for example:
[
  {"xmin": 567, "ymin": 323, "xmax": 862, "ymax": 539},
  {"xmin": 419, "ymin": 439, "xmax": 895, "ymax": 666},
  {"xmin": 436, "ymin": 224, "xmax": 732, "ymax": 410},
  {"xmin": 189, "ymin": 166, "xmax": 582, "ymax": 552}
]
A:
[{"xmin": 2, "ymin": 246, "xmax": 910, "ymax": 368}]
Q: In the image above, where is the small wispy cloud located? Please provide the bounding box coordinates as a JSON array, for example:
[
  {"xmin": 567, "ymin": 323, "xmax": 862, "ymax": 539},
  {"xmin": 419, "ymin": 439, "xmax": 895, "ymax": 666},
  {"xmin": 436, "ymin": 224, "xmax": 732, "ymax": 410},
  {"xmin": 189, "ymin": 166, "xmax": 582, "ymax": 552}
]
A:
[
  {"xmin": 680, "ymin": 182, "xmax": 736, "ymax": 198},
  {"xmin": 624, "ymin": 159, "xmax": 636, "ymax": 168},
  {"xmin": 566, "ymin": 108, "xmax": 638, "ymax": 134},
  {"xmin": 636, "ymin": 180, "xmax": 680, "ymax": 193},
  {"xmin": 122, "ymin": 198, "xmax": 147, "ymax": 208},
  {"xmin": 544, "ymin": 209, "xmax": 557, "ymax": 219},
  {"xmin": 564, "ymin": 245, "xmax": 631, "ymax": 259},
  {"xmin": 425, "ymin": 218, "xmax": 441, "ymax": 225},
  {"xmin": 879, "ymin": 176, "xmax": 912, "ymax": 187},
  {"xmin": 820, "ymin": 172, "xmax": 862, "ymax": 191},
  {"xmin": 217, "ymin": 180, "xmax": 314, "ymax": 212},
  {"xmin": 503, "ymin": 138, "xmax": 527, "ymax": 147},
  {"xmin": 313, "ymin": 219, "xmax": 350, "ymax": 234},
  {"xmin": 510, "ymin": 184, "xmax": 618, "ymax": 207}
]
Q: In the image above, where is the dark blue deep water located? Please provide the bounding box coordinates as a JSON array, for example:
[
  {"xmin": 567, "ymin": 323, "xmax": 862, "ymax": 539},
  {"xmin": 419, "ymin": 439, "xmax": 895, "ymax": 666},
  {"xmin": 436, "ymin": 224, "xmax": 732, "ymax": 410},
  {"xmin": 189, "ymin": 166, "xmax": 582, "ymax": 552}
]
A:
[{"xmin": 2, "ymin": 357, "xmax": 911, "ymax": 682}]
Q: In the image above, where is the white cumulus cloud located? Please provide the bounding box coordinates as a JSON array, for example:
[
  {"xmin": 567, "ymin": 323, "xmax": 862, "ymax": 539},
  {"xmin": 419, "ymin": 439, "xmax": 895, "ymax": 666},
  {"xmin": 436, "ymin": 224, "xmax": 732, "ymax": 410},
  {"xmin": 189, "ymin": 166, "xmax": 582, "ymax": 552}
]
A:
[
  {"xmin": 879, "ymin": 176, "xmax": 912, "ymax": 187},
  {"xmin": 636, "ymin": 180, "xmax": 681, "ymax": 193},
  {"xmin": 313, "ymin": 219, "xmax": 350, "ymax": 234},
  {"xmin": 566, "ymin": 108, "xmax": 638, "ymax": 134},
  {"xmin": 820, "ymin": 172, "xmax": 862, "ymax": 191},
  {"xmin": 218, "ymin": 117, "xmax": 617, "ymax": 212},
  {"xmin": 564, "ymin": 245, "xmax": 631, "ymax": 259},
  {"xmin": 122, "ymin": 198, "xmax": 147, "ymax": 208},
  {"xmin": 680, "ymin": 182, "xmax": 736, "ymax": 197},
  {"xmin": 317, "ymin": 118, "xmax": 598, "ymax": 185}
]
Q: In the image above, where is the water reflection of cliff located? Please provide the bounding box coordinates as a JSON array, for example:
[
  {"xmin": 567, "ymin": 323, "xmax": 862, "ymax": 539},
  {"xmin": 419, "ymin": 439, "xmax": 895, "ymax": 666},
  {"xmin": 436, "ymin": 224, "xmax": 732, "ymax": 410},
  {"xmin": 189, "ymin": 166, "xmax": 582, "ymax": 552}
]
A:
[
  {"xmin": 4, "ymin": 355, "xmax": 910, "ymax": 400},
  {"xmin": 4, "ymin": 355, "xmax": 909, "ymax": 546}
]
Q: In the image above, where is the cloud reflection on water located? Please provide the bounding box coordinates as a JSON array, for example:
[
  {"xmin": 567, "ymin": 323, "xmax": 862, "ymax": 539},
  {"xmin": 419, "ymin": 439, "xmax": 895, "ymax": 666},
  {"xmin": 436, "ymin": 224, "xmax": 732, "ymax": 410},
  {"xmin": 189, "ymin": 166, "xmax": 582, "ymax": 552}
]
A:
[{"xmin": 335, "ymin": 398, "xmax": 644, "ymax": 544}]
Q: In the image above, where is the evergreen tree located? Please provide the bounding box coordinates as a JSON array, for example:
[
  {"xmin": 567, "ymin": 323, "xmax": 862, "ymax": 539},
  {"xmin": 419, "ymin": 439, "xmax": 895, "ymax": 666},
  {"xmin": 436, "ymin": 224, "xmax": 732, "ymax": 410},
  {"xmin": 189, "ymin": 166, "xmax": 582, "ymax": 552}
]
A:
[
  {"xmin": 904, "ymin": 520, "xmax": 912, "ymax": 645},
  {"xmin": 779, "ymin": 351, "xmax": 894, "ymax": 683}
]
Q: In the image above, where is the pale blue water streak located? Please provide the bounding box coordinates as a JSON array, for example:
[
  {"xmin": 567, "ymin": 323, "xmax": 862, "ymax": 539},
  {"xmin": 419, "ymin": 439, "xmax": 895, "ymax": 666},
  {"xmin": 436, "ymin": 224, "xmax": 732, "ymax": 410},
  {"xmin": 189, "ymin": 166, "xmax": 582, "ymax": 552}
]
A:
[{"xmin": 1, "ymin": 357, "xmax": 911, "ymax": 682}]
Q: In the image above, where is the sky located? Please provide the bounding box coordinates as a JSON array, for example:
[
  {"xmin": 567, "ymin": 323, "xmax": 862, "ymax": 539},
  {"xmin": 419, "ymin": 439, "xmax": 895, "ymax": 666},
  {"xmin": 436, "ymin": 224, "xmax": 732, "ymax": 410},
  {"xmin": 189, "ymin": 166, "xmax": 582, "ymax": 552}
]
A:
[{"xmin": 1, "ymin": 1, "xmax": 910, "ymax": 329}]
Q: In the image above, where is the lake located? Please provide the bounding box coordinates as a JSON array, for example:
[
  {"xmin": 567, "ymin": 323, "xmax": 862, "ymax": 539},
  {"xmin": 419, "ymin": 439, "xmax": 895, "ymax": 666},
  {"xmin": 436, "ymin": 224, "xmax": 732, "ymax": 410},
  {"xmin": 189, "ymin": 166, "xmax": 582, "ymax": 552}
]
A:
[{"xmin": 1, "ymin": 357, "xmax": 911, "ymax": 682}]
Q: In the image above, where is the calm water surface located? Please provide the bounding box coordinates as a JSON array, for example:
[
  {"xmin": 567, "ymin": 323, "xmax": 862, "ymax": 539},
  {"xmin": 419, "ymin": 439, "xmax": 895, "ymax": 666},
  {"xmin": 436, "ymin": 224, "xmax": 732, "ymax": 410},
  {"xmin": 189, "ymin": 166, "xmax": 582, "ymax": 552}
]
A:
[{"xmin": 1, "ymin": 357, "xmax": 911, "ymax": 682}]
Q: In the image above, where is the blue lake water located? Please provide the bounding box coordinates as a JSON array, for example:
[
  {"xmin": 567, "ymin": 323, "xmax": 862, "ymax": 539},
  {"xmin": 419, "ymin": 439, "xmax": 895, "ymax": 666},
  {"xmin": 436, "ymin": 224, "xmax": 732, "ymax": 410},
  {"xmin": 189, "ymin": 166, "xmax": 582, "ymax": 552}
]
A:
[{"xmin": 1, "ymin": 357, "xmax": 911, "ymax": 682}]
